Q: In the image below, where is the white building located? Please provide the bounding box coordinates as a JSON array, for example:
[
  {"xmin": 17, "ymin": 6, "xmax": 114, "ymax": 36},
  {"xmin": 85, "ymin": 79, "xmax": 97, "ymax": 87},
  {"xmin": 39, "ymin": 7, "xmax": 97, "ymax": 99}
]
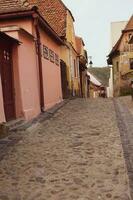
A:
[
  {"xmin": 107, "ymin": 67, "xmax": 113, "ymax": 97},
  {"xmin": 111, "ymin": 21, "xmax": 127, "ymax": 48},
  {"xmin": 87, "ymin": 71, "xmax": 102, "ymax": 98},
  {"xmin": 108, "ymin": 21, "xmax": 127, "ymax": 97}
]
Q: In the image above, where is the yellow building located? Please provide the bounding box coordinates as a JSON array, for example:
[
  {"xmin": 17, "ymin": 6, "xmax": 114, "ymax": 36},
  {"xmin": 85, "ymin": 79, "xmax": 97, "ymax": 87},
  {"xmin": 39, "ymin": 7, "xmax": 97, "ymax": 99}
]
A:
[
  {"xmin": 60, "ymin": 10, "xmax": 81, "ymax": 97},
  {"xmin": 75, "ymin": 36, "xmax": 88, "ymax": 98},
  {"xmin": 108, "ymin": 15, "xmax": 133, "ymax": 96},
  {"xmin": 28, "ymin": 0, "xmax": 87, "ymax": 98}
]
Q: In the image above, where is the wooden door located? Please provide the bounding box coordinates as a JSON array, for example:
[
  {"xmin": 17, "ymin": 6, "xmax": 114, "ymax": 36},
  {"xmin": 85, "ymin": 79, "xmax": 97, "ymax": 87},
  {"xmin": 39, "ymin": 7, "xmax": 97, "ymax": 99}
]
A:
[
  {"xmin": 60, "ymin": 60, "xmax": 69, "ymax": 99},
  {"xmin": 0, "ymin": 39, "xmax": 15, "ymax": 121},
  {"xmin": 79, "ymin": 67, "xmax": 83, "ymax": 97}
]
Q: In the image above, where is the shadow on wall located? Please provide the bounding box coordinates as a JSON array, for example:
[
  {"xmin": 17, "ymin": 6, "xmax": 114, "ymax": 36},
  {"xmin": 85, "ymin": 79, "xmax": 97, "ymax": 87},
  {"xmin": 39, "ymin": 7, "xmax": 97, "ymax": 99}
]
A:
[{"xmin": 120, "ymin": 87, "xmax": 132, "ymax": 96}]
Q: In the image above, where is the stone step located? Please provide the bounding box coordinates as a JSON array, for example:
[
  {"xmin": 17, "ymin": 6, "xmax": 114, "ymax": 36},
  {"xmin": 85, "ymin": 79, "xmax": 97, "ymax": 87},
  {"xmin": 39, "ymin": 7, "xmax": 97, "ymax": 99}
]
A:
[
  {"xmin": 5, "ymin": 118, "xmax": 25, "ymax": 130},
  {"xmin": 0, "ymin": 118, "xmax": 27, "ymax": 137}
]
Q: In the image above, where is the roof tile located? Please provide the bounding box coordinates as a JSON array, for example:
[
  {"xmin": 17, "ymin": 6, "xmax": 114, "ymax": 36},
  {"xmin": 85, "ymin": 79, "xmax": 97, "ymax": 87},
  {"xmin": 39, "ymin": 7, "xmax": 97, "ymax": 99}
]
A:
[
  {"xmin": 0, "ymin": 0, "xmax": 67, "ymax": 37},
  {"xmin": 0, "ymin": 0, "xmax": 31, "ymax": 14},
  {"xmin": 124, "ymin": 15, "xmax": 133, "ymax": 31},
  {"xmin": 27, "ymin": 0, "xmax": 67, "ymax": 37},
  {"xmin": 75, "ymin": 36, "xmax": 82, "ymax": 54}
]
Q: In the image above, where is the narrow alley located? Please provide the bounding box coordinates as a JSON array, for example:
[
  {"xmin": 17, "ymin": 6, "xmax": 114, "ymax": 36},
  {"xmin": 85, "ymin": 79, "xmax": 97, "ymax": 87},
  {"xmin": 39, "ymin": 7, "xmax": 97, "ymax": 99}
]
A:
[{"xmin": 0, "ymin": 98, "xmax": 131, "ymax": 200}]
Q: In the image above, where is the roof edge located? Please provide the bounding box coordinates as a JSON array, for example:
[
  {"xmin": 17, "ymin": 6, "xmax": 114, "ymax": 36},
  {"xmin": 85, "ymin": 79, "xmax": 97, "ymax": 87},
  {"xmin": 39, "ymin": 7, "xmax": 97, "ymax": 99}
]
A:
[
  {"xmin": 0, "ymin": 8, "xmax": 64, "ymax": 45},
  {"xmin": 57, "ymin": 0, "xmax": 75, "ymax": 21}
]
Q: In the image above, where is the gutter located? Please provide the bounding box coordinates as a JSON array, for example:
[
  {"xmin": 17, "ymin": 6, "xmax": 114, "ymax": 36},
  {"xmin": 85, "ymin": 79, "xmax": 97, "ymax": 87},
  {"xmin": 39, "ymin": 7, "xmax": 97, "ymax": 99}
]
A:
[
  {"xmin": 36, "ymin": 12, "xmax": 64, "ymax": 45},
  {"xmin": 33, "ymin": 16, "xmax": 45, "ymax": 112},
  {"xmin": 0, "ymin": 8, "xmax": 65, "ymax": 45},
  {"xmin": 0, "ymin": 9, "xmax": 35, "ymax": 19}
]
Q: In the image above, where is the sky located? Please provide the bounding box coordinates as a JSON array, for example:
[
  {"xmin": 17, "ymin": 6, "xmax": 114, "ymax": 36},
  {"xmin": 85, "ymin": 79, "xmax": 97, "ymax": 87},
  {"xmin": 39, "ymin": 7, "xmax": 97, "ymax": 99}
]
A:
[{"xmin": 63, "ymin": 0, "xmax": 133, "ymax": 67}]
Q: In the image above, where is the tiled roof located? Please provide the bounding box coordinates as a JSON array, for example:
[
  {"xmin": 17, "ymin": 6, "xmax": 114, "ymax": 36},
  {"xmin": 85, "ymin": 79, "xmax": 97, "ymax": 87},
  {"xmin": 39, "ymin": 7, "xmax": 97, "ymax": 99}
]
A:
[
  {"xmin": 0, "ymin": 0, "xmax": 68, "ymax": 37},
  {"xmin": 75, "ymin": 36, "xmax": 85, "ymax": 55},
  {"xmin": 108, "ymin": 15, "xmax": 133, "ymax": 58},
  {"xmin": 124, "ymin": 15, "xmax": 133, "ymax": 31},
  {"xmin": 0, "ymin": 0, "xmax": 32, "ymax": 14},
  {"xmin": 27, "ymin": 0, "xmax": 67, "ymax": 37},
  {"xmin": 108, "ymin": 35, "xmax": 122, "ymax": 57},
  {"xmin": 75, "ymin": 36, "xmax": 82, "ymax": 55}
]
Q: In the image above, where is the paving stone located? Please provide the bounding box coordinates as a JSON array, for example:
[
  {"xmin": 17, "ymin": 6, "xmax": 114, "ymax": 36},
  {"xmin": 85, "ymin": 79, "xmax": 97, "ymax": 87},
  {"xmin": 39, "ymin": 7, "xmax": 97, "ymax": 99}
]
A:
[
  {"xmin": 0, "ymin": 98, "xmax": 131, "ymax": 199},
  {"xmin": 0, "ymin": 195, "xmax": 9, "ymax": 200}
]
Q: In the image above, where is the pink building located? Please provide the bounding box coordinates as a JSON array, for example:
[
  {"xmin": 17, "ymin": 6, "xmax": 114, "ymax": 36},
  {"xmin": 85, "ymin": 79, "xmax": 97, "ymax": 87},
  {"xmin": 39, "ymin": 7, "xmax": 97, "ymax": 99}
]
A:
[{"xmin": 0, "ymin": 4, "xmax": 63, "ymax": 123}]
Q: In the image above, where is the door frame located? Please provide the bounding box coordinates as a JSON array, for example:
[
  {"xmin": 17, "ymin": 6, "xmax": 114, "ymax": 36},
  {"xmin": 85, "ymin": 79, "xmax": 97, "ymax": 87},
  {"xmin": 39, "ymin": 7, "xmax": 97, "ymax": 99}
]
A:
[{"xmin": 0, "ymin": 33, "xmax": 17, "ymax": 121}]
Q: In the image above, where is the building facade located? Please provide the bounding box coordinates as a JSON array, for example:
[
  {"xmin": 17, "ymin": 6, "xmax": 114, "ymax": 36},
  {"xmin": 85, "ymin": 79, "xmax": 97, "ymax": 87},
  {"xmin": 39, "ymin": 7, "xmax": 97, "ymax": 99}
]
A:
[
  {"xmin": 35, "ymin": 0, "xmax": 83, "ymax": 97},
  {"xmin": 76, "ymin": 36, "xmax": 88, "ymax": 98},
  {"xmin": 108, "ymin": 16, "xmax": 133, "ymax": 96},
  {"xmin": 111, "ymin": 21, "xmax": 127, "ymax": 48},
  {"xmin": 0, "ymin": 4, "xmax": 63, "ymax": 123}
]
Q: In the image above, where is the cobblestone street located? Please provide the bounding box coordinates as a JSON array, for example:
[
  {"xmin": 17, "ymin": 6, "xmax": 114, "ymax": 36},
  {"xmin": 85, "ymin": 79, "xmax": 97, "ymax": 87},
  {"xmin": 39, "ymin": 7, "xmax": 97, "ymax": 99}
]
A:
[{"xmin": 0, "ymin": 98, "xmax": 131, "ymax": 200}]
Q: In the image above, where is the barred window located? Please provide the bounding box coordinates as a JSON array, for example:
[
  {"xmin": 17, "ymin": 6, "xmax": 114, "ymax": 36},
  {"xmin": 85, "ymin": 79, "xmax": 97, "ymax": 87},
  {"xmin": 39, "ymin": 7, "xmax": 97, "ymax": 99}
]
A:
[
  {"xmin": 55, "ymin": 53, "xmax": 59, "ymax": 65},
  {"xmin": 49, "ymin": 49, "xmax": 54, "ymax": 63},
  {"xmin": 43, "ymin": 45, "xmax": 49, "ymax": 59}
]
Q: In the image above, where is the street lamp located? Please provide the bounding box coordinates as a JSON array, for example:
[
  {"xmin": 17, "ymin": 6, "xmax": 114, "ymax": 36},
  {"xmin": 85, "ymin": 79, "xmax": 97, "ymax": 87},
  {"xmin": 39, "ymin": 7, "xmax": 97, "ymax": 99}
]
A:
[{"xmin": 88, "ymin": 56, "xmax": 93, "ymax": 68}]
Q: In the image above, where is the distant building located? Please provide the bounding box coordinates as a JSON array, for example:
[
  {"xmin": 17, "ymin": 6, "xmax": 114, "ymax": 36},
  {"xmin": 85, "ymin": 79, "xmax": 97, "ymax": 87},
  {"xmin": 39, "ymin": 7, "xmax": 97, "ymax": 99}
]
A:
[
  {"xmin": 75, "ymin": 36, "xmax": 88, "ymax": 98},
  {"xmin": 111, "ymin": 21, "xmax": 127, "ymax": 48},
  {"xmin": 108, "ymin": 20, "xmax": 128, "ymax": 97},
  {"xmin": 87, "ymin": 72, "xmax": 102, "ymax": 98},
  {"xmin": 108, "ymin": 15, "xmax": 133, "ymax": 97},
  {"xmin": 107, "ymin": 66, "xmax": 114, "ymax": 98}
]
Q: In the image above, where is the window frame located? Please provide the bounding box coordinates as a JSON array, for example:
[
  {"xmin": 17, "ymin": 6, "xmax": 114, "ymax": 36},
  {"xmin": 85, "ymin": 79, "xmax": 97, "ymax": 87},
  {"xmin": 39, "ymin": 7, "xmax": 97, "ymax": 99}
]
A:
[
  {"xmin": 49, "ymin": 49, "xmax": 55, "ymax": 63},
  {"xmin": 43, "ymin": 45, "xmax": 49, "ymax": 60},
  {"xmin": 55, "ymin": 53, "xmax": 59, "ymax": 66}
]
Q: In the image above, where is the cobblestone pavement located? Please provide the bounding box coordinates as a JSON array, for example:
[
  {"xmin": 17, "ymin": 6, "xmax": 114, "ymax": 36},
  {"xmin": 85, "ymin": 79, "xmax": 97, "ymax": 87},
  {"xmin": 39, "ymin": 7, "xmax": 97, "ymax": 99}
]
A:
[{"xmin": 0, "ymin": 98, "xmax": 131, "ymax": 200}]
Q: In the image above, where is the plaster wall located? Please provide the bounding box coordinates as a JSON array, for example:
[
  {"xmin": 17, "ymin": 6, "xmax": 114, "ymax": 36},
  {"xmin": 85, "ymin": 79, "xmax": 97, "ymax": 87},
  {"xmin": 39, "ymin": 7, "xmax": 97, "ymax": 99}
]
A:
[
  {"xmin": 0, "ymin": 18, "xmax": 33, "ymax": 35},
  {"xmin": 16, "ymin": 31, "xmax": 40, "ymax": 120},
  {"xmin": 39, "ymin": 27, "xmax": 62, "ymax": 110},
  {"xmin": 111, "ymin": 21, "xmax": 127, "ymax": 48}
]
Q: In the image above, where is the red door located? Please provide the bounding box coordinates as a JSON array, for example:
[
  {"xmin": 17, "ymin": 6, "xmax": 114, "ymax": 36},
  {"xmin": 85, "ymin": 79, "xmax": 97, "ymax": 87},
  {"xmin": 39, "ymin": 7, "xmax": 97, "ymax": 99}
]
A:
[{"xmin": 0, "ymin": 39, "xmax": 15, "ymax": 121}]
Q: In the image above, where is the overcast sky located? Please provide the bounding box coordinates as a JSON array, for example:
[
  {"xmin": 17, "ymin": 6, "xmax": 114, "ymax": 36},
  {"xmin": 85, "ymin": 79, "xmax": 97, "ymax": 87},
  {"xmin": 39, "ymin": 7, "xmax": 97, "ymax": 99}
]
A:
[{"xmin": 63, "ymin": 0, "xmax": 133, "ymax": 67}]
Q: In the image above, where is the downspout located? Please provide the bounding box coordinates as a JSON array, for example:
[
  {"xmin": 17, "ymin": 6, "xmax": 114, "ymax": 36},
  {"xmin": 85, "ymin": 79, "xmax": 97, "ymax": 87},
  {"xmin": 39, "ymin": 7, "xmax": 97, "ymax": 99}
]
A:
[{"xmin": 34, "ymin": 16, "xmax": 45, "ymax": 111}]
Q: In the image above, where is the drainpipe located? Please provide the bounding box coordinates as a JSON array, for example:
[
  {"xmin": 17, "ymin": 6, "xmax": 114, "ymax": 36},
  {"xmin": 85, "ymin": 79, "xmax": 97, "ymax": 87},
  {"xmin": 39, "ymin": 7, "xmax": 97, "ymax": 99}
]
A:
[{"xmin": 34, "ymin": 16, "xmax": 45, "ymax": 112}]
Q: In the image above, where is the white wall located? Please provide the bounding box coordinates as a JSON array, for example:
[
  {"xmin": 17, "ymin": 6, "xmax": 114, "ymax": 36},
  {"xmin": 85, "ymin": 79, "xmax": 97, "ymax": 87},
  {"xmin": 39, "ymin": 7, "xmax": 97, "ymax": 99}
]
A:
[
  {"xmin": 111, "ymin": 21, "xmax": 127, "ymax": 48},
  {"xmin": 107, "ymin": 67, "xmax": 114, "ymax": 97}
]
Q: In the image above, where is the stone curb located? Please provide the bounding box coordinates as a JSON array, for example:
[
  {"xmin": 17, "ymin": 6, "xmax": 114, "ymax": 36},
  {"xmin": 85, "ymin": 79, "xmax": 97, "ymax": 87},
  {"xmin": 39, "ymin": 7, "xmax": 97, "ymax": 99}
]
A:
[{"xmin": 113, "ymin": 99, "xmax": 133, "ymax": 200}]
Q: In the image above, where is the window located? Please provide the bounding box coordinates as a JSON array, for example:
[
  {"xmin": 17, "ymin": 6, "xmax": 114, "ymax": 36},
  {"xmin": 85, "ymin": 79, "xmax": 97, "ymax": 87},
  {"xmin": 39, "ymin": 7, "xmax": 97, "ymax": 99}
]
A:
[
  {"xmin": 55, "ymin": 53, "xmax": 59, "ymax": 66},
  {"xmin": 74, "ymin": 59, "xmax": 77, "ymax": 77},
  {"xmin": 130, "ymin": 58, "xmax": 133, "ymax": 69},
  {"xmin": 123, "ymin": 44, "xmax": 129, "ymax": 52},
  {"xmin": 43, "ymin": 45, "xmax": 49, "ymax": 59},
  {"xmin": 116, "ymin": 61, "xmax": 119, "ymax": 72},
  {"xmin": 49, "ymin": 49, "xmax": 54, "ymax": 63},
  {"xmin": 129, "ymin": 34, "xmax": 132, "ymax": 40},
  {"xmin": 131, "ymin": 44, "xmax": 133, "ymax": 52},
  {"xmin": 4, "ymin": 50, "xmax": 10, "ymax": 60}
]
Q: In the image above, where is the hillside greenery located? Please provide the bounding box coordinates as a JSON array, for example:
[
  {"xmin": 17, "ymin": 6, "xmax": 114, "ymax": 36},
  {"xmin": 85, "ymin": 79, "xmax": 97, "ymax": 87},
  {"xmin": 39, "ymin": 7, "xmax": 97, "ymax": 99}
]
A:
[{"xmin": 88, "ymin": 67, "xmax": 110, "ymax": 86}]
